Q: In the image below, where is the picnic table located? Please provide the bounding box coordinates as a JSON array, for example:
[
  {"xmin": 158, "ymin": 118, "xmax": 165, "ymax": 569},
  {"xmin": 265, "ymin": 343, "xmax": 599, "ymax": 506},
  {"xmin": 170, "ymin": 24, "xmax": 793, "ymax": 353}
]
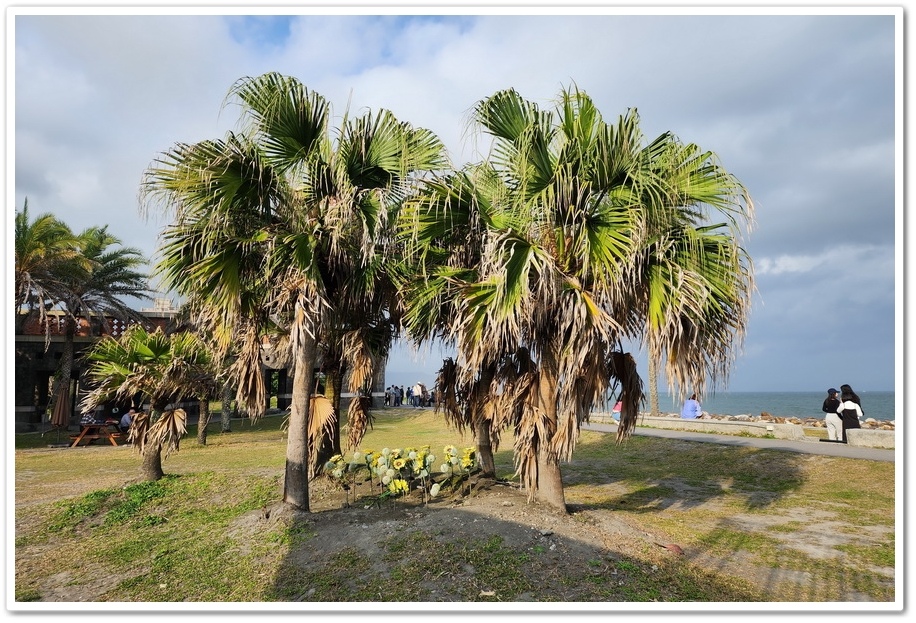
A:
[{"xmin": 70, "ymin": 420, "xmax": 123, "ymax": 447}]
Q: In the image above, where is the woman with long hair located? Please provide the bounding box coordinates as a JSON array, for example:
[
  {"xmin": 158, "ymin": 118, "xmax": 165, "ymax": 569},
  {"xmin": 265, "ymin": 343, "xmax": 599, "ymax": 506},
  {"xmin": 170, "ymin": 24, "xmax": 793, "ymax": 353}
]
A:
[{"xmin": 838, "ymin": 384, "xmax": 863, "ymax": 443}]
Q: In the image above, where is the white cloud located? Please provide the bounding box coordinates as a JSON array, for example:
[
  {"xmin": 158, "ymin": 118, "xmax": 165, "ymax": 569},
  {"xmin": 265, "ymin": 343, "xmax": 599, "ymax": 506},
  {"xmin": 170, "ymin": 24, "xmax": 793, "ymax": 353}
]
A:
[{"xmin": 9, "ymin": 9, "xmax": 899, "ymax": 393}]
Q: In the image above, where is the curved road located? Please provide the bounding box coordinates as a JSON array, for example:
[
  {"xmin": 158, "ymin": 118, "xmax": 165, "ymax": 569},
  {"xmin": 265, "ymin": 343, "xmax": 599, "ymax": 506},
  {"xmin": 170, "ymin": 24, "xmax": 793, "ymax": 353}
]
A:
[{"xmin": 581, "ymin": 422, "xmax": 896, "ymax": 462}]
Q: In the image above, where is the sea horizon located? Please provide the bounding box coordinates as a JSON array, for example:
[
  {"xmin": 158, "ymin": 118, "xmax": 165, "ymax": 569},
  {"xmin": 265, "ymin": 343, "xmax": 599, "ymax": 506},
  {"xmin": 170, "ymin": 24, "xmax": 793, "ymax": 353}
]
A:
[{"xmin": 646, "ymin": 390, "xmax": 896, "ymax": 423}]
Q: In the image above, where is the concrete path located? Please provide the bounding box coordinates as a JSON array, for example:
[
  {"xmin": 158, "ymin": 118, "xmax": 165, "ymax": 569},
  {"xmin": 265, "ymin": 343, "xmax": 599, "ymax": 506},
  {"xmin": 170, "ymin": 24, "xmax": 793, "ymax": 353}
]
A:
[{"xmin": 582, "ymin": 422, "xmax": 896, "ymax": 462}]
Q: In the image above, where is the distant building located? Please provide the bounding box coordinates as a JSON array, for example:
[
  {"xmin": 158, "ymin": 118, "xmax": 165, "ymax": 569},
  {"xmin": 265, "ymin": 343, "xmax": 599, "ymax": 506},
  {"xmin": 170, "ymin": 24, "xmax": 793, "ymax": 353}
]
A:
[{"xmin": 13, "ymin": 302, "xmax": 386, "ymax": 433}]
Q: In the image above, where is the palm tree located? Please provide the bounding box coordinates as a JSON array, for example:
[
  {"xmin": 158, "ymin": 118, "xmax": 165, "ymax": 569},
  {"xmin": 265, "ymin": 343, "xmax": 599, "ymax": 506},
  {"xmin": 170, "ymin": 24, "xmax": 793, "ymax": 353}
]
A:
[
  {"xmin": 79, "ymin": 325, "xmax": 214, "ymax": 481},
  {"xmin": 46, "ymin": 226, "xmax": 151, "ymax": 417},
  {"xmin": 398, "ymin": 164, "xmax": 514, "ymax": 476},
  {"xmin": 143, "ymin": 73, "xmax": 446, "ymax": 511},
  {"xmin": 403, "ymin": 86, "xmax": 753, "ymax": 511},
  {"xmin": 632, "ymin": 136, "xmax": 755, "ymax": 411},
  {"xmin": 14, "ymin": 200, "xmax": 85, "ymax": 334}
]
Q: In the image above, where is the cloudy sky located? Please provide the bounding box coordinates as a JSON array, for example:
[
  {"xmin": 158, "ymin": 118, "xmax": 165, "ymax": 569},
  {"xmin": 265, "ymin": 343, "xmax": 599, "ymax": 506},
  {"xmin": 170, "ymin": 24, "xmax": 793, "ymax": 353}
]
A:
[{"xmin": 9, "ymin": 3, "xmax": 902, "ymax": 396}]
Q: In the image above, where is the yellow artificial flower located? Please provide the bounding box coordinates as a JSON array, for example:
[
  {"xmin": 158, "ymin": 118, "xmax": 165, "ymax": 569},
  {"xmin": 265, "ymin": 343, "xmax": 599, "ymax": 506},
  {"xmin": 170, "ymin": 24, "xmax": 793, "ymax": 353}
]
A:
[{"xmin": 388, "ymin": 478, "xmax": 409, "ymax": 494}]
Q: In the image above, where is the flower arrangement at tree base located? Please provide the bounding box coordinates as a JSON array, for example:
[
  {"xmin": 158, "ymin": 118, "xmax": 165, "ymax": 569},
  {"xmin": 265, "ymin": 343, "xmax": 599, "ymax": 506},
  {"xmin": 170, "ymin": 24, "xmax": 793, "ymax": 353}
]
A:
[{"xmin": 323, "ymin": 444, "xmax": 480, "ymax": 508}]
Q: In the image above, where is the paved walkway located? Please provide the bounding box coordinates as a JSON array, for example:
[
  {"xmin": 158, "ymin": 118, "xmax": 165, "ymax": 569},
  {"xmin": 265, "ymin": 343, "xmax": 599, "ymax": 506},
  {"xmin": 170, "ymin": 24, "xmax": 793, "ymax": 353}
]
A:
[{"xmin": 581, "ymin": 422, "xmax": 896, "ymax": 462}]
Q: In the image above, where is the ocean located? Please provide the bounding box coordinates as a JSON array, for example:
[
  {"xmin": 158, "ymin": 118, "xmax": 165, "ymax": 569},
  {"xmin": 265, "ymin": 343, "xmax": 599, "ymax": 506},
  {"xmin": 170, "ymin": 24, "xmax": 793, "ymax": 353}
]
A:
[{"xmin": 651, "ymin": 391, "xmax": 897, "ymax": 423}]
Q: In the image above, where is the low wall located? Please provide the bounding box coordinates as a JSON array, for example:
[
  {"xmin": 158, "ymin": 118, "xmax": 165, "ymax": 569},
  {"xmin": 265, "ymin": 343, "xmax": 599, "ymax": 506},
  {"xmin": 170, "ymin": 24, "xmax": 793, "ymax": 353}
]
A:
[
  {"xmin": 628, "ymin": 414, "xmax": 805, "ymax": 440},
  {"xmin": 591, "ymin": 412, "xmax": 895, "ymax": 449},
  {"xmin": 846, "ymin": 428, "xmax": 895, "ymax": 449}
]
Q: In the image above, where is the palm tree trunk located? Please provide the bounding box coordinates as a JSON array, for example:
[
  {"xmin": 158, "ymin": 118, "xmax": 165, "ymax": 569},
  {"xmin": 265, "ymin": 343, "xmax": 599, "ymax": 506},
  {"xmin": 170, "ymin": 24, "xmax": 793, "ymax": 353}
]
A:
[
  {"xmin": 220, "ymin": 382, "xmax": 233, "ymax": 432},
  {"xmin": 648, "ymin": 355, "xmax": 660, "ymax": 418},
  {"xmin": 140, "ymin": 440, "xmax": 165, "ymax": 481},
  {"xmin": 196, "ymin": 397, "xmax": 211, "ymax": 445},
  {"xmin": 474, "ymin": 365, "xmax": 496, "ymax": 477},
  {"xmin": 48, "ymin": 317, "xmax": 76, "ymax": 422},
  {"xmin": 139, "ymin": 406, "xmax": 167, "ymax": 481},
  {"xmin": 283, "ymin": 328, "xmax": 318, "ymax": 511},
  {"xmin": 534, "ymin": 352, "xmax": 567, "ymax": 512},
  {"xmin": 475, "ymin": 419, "xmax": 496, "ymax": 478}
]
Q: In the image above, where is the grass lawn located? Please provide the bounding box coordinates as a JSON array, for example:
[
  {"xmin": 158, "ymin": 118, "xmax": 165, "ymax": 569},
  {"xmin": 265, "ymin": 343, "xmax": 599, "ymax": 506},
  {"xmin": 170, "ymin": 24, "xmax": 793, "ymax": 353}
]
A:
[{"xmin": 12, "ymin": 408, "xmax": 897, "ymax": 607}]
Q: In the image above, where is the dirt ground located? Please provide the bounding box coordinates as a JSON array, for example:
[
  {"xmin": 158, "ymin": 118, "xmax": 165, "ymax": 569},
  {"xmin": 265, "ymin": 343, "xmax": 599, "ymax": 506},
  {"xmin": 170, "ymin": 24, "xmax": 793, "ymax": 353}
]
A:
[{"xmin": 232, "ymin": 473, "xmax": 892, "ymax": 603}]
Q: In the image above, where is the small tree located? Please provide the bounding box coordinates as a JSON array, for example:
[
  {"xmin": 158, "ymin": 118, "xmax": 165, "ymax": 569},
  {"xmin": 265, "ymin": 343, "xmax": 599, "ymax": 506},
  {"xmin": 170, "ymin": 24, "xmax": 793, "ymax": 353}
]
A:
[{"xmin": 80, "ymin": 325, "xmax": 215, "ymax": 481}]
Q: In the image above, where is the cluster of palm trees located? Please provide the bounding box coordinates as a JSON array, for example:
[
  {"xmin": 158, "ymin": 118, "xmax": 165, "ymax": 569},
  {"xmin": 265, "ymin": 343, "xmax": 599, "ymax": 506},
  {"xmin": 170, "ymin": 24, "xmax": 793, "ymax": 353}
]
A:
[
  {"xmin": 14, "ymin": 200, "xmax": 150, "ymax": 422},
  {"xmin": 135, "ymin": 73, "xmax": 753, "ymax": 513}
]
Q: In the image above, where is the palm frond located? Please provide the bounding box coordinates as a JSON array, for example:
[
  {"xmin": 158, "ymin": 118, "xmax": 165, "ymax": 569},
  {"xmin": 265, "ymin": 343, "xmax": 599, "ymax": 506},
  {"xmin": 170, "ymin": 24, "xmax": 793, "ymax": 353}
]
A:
[
  {"xmin": 344, "ymin": 394, "xmax": 374, "ymax": 450},
  {"xmin": 146, "ymin": 408, "xmax": 188, "ymax": 458}
]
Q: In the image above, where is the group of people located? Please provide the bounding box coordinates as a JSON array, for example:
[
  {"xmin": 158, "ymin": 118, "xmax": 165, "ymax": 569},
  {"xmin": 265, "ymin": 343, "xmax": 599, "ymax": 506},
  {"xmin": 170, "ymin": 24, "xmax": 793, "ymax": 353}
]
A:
[
  {"xmin": 384, "ymin": 383, "xmax": 436, "ymax": 408},
  {"xmin": 821, "ymin": 384, "xmax": 864, "ymax": 443}
]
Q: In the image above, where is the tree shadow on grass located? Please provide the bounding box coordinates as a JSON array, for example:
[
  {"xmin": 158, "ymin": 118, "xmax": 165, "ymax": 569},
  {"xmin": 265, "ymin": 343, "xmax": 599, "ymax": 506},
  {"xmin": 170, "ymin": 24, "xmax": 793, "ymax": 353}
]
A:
[
  {"xmin": 262, "ymin": 478, "xmax": 766, "ymax": 605},
  {"xmin": 565, "ymin": 431, "xmax": 809, "ymax": 513}
]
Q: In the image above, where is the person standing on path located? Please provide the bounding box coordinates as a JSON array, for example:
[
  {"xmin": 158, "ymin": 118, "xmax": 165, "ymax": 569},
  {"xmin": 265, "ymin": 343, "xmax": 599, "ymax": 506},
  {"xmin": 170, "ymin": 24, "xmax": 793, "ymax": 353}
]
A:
[
  {"xmin": 821, "ymin": 388, "xmax": 842, "ymax": 441},
  {"xmin": 838, "ymin": 384, "xmax": 864, "ymax": 443},
  {"xmin": 680, "ymin": 394, "xmax": 702, "ymax": 419}
]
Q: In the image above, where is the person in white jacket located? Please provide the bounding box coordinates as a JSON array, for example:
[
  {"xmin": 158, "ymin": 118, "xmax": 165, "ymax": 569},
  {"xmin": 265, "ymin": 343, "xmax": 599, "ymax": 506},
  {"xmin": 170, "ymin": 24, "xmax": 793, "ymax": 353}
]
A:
[{"xmin": 837, "ymin": 384, "xmax": 864, "ymax": 443}]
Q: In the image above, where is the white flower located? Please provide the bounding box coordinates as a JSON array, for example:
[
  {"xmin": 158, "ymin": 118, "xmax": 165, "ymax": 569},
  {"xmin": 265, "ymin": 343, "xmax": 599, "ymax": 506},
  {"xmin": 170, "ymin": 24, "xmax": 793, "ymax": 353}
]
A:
[
  {"xmin": 332, "ymin": 469, "xmax": 343, "ymax": 479},
  {"xmin": 353, "ymin": 452, "xmax": 363, "ymax": 462},
  {"xmin": 450, "ymin": 457, "xmax": 459, "ymax": 465},
  {"xmin": 430, "ymin": 483, "xmax": 441, "ymax": 497},
  {"xmin": 440, "ymin": 463, "xmax": 450, "ymax": 473},
  {"xmin": 382, "ymin": 447, "xmax": 390, "ymax": 456},
  {"xmin": 382, "ymin": 475, "xmax": 391, "ymax": 485},
  {"xmin": 419, "ymin": 469, "xmax": 429, "ymax": 478},
  {"xmin": 408, "ymin": 451, "xmax": 417, "ymax": 460},
  {"xmin": 386, "ymin": 468, "xmax": 395, "ymax": 478},
  {"xmin": 426, "ymin": 454, "xmax": 436, "ymax": 465}
]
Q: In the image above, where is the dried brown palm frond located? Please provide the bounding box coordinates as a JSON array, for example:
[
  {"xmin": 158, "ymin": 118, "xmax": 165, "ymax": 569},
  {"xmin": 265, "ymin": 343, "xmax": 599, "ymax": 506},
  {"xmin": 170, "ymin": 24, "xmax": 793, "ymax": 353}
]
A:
[
  {"xmin": 341, "ymin": 331, "xmax": 375, "ymax": 393},
  {"xmin": 606, "ymin": 351, "xmax": 644, "ymax": 441},
  {"xmin": 344, "ymin": 394, "xmax": 374, "ymax": 450},
  {"xmin": 512, "ymin": 379, "xmax": 550, "ymax": 501},
  {"xmin": 435, "ymin": 357, "xmax": 471, "ymax": 434},
  {"xmin": 148, "ymin": 408, "xmax": 188, "ymax": 458},
  {"xmin": 434, "ymin": 357, "xmax": 462, "ymax": 419},
  {"xmin": 132, "ymin": 409, "xmax": 187, "ymax": 458},
  {"xmin": 307, "ymin": 394, "xmax": 335, "ymax": 477},
  {"xmin": 128, "ymin": 411, "xmax": 151, "ymax": 450},
  {"xmin": 232, "ymin": 321, "xmax": 266, "ymax": 419}
]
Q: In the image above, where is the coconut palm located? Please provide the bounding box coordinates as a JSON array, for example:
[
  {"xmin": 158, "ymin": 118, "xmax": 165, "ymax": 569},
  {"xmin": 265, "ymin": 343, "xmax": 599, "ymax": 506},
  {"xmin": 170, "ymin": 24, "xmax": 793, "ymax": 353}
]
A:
[
  {"xmin": 143, "ymin": 73, "xmax": 446, "ymax": 511},
  {"xmin": 403, "ymin": 86, "xmax": 753, "ymax": 511},
  {"xmin": 79, "ymin": 325, "xmax": 215, "ymax": 481}
]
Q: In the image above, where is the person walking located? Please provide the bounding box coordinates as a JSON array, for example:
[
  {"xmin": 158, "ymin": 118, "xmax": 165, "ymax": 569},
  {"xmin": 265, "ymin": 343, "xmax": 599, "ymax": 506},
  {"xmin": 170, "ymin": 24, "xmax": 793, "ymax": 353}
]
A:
[
  {"xmin": 821, "ymin": 388, "xmax": 843, "ymax": 441},
  {"xmin": 680, "ymin": 394, "xmax": 702, "ymax": 419},
  {"xmin": 838, "ymin": 384, "xmax": 864, "ymax": 443}
]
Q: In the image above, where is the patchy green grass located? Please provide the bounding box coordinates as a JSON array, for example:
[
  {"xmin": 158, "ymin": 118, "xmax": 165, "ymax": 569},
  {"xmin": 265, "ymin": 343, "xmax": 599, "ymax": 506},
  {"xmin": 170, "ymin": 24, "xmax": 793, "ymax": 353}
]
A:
[{"xmin": 14, "ymin": 408, "xmax": 896, "ymax": 604}]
